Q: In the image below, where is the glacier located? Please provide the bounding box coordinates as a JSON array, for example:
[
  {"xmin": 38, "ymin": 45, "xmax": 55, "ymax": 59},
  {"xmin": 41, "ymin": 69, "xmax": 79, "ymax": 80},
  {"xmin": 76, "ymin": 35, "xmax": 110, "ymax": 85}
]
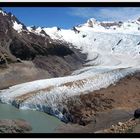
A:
[{"xmin": 0, "ymin": 18, "xmax": 140, "ymax": 122}]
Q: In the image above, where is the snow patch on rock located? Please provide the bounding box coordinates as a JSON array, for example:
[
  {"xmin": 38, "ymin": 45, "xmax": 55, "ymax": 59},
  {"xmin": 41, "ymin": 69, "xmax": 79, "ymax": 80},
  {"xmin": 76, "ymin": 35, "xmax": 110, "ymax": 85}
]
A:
[
  {"xmin": 12, "ymin": 21, "xmax": 23, "ymax": 33},
  {"xmin": 0, "ymin": 10, "xmax": 7, "ymax": 16}
]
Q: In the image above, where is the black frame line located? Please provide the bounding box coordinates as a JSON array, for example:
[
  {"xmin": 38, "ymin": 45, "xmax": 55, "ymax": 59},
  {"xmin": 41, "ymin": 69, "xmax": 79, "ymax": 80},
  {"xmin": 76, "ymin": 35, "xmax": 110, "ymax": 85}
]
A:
[
  {"xmin": 0, "ymin": 2, "xmax": 140, "ymax": 7},
  {"xmin": 0, "ymin": 1, "xmax": 140, "ymax": 138}
]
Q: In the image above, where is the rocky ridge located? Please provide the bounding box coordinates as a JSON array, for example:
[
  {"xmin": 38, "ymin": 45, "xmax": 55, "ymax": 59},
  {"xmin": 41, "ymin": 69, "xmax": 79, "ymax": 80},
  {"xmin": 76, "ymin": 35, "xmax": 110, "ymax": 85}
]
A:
[{"xmin": 0, "ymin": 8, "xmax": 86, "ymax": 89}]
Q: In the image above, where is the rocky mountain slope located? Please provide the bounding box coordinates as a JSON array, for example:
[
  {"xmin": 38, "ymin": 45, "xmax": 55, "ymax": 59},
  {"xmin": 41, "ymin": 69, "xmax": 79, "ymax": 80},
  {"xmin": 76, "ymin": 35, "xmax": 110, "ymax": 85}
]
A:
[
  {"xmin": 0, "ymin": 8, "xmax": 86, "ymax": 89},
  {"xmin": 0, "ymin": 8, "xmax": 140, "ymax": 127}
]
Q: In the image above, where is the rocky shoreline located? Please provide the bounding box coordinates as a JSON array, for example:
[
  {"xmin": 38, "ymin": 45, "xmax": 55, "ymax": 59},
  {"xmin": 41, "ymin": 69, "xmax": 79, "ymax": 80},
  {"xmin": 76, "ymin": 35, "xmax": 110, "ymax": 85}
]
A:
[
  {"xmin": 96, "ymin": 118, "xmax": 140, "ymax": 133},
  {"xmin": 0, "ymin": 119, "xmax": 32, "ymax": 133},
  {"xmin": 55, "ymin": 109, "xmax": 134, "ymax": 133}
]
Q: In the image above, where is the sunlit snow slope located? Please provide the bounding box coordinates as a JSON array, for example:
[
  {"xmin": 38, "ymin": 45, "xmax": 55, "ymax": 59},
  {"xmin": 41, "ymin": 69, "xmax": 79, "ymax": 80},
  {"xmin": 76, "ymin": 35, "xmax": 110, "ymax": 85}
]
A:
[{"xmin": 0, "ymin": 18, "xmax": 140, "ymax": 122}]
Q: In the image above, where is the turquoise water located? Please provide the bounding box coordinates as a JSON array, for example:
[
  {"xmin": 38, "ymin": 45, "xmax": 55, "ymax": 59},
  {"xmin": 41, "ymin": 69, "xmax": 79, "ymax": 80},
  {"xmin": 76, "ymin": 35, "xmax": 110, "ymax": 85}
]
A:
[{"xmin": 0, "ymin": 103, "xmax": 63, "ymax": 133}]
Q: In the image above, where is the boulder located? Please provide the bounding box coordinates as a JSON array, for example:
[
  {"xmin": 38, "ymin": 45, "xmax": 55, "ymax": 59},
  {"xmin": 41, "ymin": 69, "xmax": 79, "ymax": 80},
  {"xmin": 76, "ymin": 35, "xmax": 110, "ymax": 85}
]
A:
[
  {"xmin": 134, "ymin": 108, "xmax": 140, "ymax": 118},
  {"xmin": 0, "ymin": 119, "xmax": 32, "ymax": 133}
]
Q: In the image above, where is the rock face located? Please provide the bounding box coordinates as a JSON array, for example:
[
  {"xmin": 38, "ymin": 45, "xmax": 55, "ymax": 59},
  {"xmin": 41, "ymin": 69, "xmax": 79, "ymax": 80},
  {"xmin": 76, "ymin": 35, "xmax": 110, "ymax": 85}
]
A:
[
  {"xmin": 0, "ymin": 119, "xmax": 32, "ymax": 133},
  {"xmin": 100, "ymin": 22, "xmax": 122, "ymax": 28},
  {"xmin": 0, "ymin": 9, "xmax": 86, "ymax": 89}
]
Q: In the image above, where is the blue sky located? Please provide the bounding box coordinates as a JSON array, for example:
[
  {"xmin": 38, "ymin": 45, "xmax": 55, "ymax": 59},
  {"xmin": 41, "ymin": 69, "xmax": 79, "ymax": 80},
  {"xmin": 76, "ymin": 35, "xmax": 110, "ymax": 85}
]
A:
[{"xmin": 3, "ymin": 7, "xmax": 140, "ymax": 29}]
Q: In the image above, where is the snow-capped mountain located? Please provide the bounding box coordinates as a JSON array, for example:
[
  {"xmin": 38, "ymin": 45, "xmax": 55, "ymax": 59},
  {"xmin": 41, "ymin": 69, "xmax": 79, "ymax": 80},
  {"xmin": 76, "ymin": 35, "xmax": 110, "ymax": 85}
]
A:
[
  {"xmin": 0, "ymin": 8, "xmax": 85, "ymax": 88},
  {"xmin": 0, "ymin": 8, "xmax": 140, "ymax": 123}
]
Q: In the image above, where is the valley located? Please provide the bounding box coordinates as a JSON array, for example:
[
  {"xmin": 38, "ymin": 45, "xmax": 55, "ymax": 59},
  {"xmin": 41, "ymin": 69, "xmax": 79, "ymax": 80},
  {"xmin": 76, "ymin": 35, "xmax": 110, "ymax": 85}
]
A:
[{"xmin": 0, "ymin": 8, "xmax": 140, "ymax": 133}]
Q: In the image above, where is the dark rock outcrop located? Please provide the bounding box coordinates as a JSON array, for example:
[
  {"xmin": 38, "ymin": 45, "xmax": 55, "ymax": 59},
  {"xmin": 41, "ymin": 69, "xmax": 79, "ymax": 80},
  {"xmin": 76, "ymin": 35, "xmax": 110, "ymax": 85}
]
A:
[
  {"xmin": 134, "ymin": 108, "xmax": 140, "ymax": 118},
  {"xmin": 100, "ymin": 22, "xmax": 122, "ymax": 28}
]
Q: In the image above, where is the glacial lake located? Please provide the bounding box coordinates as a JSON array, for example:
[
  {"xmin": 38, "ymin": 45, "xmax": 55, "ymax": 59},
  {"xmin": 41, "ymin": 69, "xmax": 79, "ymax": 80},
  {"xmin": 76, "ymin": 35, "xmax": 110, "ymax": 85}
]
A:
[{"xmin": 0, "ymin": 103, "xmax": 63, "ymax": 133}]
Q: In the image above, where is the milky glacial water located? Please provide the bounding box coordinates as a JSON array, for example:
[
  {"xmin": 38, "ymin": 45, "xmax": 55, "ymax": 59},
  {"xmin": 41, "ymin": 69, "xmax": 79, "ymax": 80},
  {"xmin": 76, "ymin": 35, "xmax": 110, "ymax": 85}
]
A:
[{"xmin": 0, "ymin": 103, "xmax": 63, "ymax": 133}]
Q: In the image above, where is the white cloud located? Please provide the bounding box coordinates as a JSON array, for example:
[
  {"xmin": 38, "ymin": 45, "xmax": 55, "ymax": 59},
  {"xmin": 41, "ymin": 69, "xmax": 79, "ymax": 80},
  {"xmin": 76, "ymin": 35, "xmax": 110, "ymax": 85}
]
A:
[{"xmin": 69, "ymin": 7, "xmax": 140, "ymax": 21}]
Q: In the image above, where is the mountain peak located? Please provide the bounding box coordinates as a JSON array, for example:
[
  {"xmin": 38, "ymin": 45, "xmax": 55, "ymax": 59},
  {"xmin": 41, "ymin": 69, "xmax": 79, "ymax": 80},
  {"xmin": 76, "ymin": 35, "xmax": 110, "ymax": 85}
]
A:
[
  {"xmin": 0, "ymin": 8, "xmax": 7, "ymax": 16},
  {"xmin": 85, "ymin": 18, "xmax": 98, "ymax": 27}
]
